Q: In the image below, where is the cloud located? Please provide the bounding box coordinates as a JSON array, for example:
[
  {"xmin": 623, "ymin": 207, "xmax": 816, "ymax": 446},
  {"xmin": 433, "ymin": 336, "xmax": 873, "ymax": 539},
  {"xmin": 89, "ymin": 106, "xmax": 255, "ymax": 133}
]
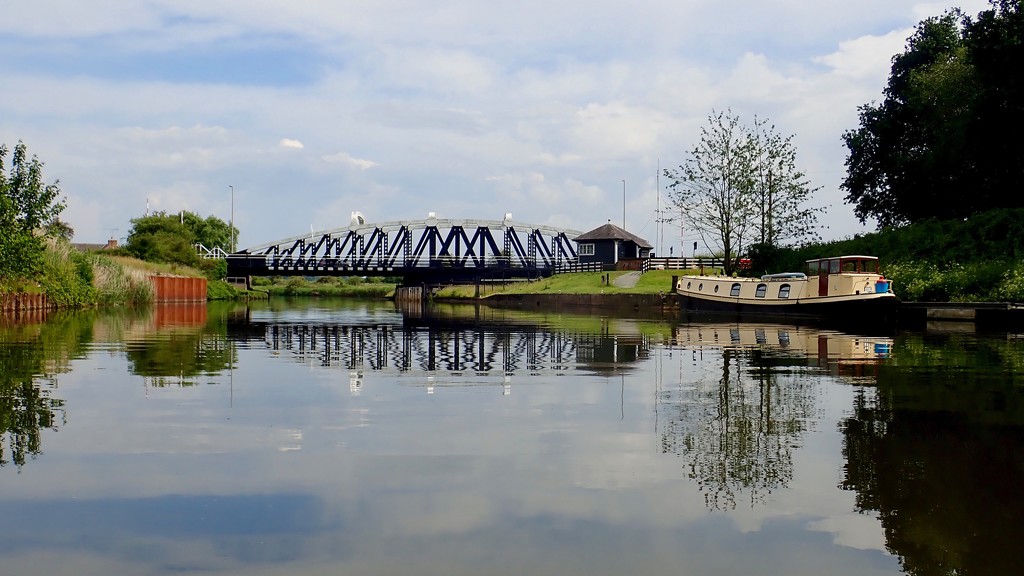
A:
[
  {"xmin": 2, "ymin": 0, "xmax": 968, "ymax": 245},
  {"xmin": 322, "ymin": 152, "xmax": 378, "ymax": 170}
]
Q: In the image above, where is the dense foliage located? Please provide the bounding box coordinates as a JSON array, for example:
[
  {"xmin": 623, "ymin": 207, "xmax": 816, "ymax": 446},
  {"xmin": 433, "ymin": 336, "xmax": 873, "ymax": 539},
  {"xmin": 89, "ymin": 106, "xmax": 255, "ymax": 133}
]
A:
[
  {"xmin": 665, "ymin": 110, "xmax": 821, "ymax": 274},
  {"xmin": 124, "ymin": 211, "xmax": 237, "ymax": 269},
  {"xmin": 746, "ymin": 208, "xmax": 1024, "ymax": 302},
  {"xmin": 0, "ymin": 141, "xmax": 66, "ymax": 280},
  {"xmin": 842, "ymin": 1, "xmax": 1024, "ymax": 227}
]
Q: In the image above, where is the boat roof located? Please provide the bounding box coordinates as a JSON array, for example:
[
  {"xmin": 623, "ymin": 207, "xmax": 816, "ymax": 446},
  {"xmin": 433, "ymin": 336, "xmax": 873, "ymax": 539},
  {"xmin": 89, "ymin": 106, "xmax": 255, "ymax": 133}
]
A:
[{"xmin": 805, "ymin": 255, "xmax": 878, "ymax": 263}]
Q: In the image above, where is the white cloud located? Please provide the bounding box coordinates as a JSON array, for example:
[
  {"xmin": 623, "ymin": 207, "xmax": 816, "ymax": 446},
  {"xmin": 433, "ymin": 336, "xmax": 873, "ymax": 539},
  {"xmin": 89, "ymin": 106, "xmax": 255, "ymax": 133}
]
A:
[
  {"xmin": 322, "ymin": 152, "xmax": 378, "ymax": 170},
  {"xmin": 1, "ymin": 0, "xmax": 967, "ymax": 246}
]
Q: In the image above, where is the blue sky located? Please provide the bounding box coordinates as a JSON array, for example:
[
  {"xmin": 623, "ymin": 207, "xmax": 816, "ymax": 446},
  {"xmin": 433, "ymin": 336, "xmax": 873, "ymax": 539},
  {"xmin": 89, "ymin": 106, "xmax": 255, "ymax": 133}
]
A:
[{"xmin": 0, "ymin": 1, "xmax": 989, "ymax": 254}]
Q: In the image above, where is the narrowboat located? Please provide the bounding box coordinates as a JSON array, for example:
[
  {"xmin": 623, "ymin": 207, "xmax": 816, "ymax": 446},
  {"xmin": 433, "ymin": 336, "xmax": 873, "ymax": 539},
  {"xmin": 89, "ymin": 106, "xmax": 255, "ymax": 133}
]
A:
[{"xmin": 673, "ymin": 255, "xmax": 897, "ymax": 320}]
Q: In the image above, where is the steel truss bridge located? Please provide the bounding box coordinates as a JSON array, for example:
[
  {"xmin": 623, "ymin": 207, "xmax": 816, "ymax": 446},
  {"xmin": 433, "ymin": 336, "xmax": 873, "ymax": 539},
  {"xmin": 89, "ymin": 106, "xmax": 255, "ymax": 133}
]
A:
[{"xmin": 226, "ymin": 217, "xmax": 586, "ymax": 282}]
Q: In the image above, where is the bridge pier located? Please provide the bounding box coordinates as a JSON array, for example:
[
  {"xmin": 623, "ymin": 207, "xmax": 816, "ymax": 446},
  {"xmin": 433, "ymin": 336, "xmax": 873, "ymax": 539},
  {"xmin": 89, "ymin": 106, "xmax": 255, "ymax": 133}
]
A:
[{"xmin": 394, "ymin": 286, "xmax": 426, "ymax": 305}]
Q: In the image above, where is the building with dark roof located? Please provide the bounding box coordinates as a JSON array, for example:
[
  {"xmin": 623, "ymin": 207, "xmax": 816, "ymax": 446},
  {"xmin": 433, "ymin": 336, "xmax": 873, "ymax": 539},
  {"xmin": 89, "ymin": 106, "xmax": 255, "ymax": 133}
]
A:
[{"xmin": 574, "ymin": 222, "xmax": 653, "ymax": 267}]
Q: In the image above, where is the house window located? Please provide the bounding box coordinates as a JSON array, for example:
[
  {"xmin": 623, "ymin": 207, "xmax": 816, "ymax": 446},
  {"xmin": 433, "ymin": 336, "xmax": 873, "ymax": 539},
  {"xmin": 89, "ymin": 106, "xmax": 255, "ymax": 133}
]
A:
[
  {"xmin": 730, "ymin": 283, "xmax": 741, "ymax": 297},
  {"xmin": 755, "ymin": 283, "xmax": 767, "ymax": 298},
  {"xmin": 579, "ymin": 243, "xmax": 595, "ymax": 256},
  {"xmin": 778, "ymin": 284, "xmax": 791, "ymax": 299}
]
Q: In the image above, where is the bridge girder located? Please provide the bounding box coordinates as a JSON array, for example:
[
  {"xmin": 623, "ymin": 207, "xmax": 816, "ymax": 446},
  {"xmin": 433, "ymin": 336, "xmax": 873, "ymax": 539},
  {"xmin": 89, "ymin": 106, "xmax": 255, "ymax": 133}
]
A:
[{"xmin": 226, "ymin": 218, "xmax": 584, "ymax": 281}]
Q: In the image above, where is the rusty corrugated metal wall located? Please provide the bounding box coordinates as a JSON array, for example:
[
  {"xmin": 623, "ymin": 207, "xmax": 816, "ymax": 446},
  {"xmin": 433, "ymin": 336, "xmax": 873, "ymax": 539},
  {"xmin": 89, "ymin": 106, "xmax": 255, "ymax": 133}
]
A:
[
  {"xmin": 0, "ymin": 293, "xmax": 50, "ymax": 313},
  {"xmin": 149, "ymin": 276, "xmax": 208, "ymax": 302}
]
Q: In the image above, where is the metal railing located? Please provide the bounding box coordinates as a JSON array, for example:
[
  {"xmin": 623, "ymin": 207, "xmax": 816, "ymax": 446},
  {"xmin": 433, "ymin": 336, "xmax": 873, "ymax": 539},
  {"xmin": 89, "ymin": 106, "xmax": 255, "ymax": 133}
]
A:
[
  {"xmin": 194, "ymin": 243, "xmax": 228, "ymax": 260},
  {"xmin": 642, "ymin": 257, "xmax": 725, "ymax": 272}
]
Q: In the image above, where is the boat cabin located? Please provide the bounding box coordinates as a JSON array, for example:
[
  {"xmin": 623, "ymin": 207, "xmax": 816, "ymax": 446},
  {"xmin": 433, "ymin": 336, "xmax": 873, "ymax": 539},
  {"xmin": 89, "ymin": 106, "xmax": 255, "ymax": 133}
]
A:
[{"xmin": 805, "ymin": 255, "xmax": 886, "ymax": 297}]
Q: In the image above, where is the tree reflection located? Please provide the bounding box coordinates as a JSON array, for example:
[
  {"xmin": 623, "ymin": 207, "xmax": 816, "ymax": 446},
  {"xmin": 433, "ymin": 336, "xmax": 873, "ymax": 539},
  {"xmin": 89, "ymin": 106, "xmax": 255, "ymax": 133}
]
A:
[
  {"xmin": 840, "ymin": 333, "xmax": 1024, "ymax": 576},
  {"xmin": 660, "ymin": 346, "xmax": 817, "ymax": 509},
  {"xmin": 125, "ymin": 303, "xmax": 237, "ymax": 386},
  {"xmin": 0, "ymin": 315, "xmax": 84, "ymax": 468}
]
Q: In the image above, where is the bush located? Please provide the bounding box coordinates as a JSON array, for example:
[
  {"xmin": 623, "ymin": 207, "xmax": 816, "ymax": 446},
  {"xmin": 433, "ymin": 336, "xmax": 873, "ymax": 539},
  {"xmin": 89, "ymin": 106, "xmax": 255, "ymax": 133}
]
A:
[
  {"xmin": 38, "ymin": 240, "xmax": 96, "ymax": 307},
  {"xmin": 200, "ymin": 258, "xmax": 228, "ymax": 281}
]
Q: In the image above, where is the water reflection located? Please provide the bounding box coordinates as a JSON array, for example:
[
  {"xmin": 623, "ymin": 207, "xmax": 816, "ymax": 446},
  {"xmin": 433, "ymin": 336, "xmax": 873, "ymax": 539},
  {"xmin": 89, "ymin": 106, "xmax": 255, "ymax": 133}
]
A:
[
  {"xmin": 232, "ymin": 303, "xmax": 652, "ymax": 379},
  {"xmin": 659, "ymin": 324, "xmax": 892, "ymax": 510},
  {"xmin": 0, "ymin": 312, "xmax": 99, "ymax": 467},
  {"xmin": 840, "ymin": 332, "xmax": 1024, "ymax": 576},
  {"xmin": 5, "ymin": 300, "xmax": 1024, "ymax": 575},
  {"xmin": 0, "ymin": 304, "xmax": 237, "ymax": 468}
]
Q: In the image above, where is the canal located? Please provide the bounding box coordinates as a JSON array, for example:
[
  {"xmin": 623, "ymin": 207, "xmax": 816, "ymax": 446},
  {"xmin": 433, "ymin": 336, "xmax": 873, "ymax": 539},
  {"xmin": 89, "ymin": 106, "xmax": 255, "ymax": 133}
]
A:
[{"xmin": 1, "ymin": 299, "xmax": 1022, "ymax": 575}]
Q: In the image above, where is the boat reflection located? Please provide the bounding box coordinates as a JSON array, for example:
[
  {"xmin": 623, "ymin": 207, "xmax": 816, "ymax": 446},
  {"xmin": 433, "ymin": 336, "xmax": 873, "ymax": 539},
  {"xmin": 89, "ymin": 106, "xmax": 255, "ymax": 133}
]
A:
[{"xmin": 655, "ymin": 323, "xmax": 893, "ymax": 510}]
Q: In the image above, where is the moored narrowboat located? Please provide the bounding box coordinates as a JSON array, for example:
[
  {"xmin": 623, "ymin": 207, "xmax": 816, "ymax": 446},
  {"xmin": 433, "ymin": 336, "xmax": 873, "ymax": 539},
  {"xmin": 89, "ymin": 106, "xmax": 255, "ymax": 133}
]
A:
[{"xmin": 673, "ymin": 255, "xmax": 897, "ymax": 320}]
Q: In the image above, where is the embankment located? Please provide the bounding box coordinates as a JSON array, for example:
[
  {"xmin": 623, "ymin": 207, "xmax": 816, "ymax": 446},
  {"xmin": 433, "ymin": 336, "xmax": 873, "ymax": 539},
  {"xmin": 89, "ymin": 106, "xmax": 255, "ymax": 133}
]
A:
[{"xmin": 480, "ymin": 292, "xmax": 676, "ymax": 312}]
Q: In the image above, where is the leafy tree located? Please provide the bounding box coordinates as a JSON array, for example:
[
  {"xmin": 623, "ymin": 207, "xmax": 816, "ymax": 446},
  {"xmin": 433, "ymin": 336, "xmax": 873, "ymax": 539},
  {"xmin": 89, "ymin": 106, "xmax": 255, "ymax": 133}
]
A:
[
  {"xmin": 125, "ymin": 211, "xmax": 237, "ymax": 265},
  {"xmin": 181, "ymin": 212, "xmax": 236, "ymax": 253},
  {"xmin": 44, "ymin": 218, "xmax": 74, "ymax": 241},
  {"xmin": 0, "ymin": 141, "xmax": 66, "ymax": 279},
  {"xmin": 748, "ymin": 115, "xmax": 823, "ymax": 246},
  {"xmin": 842, "ymin": 2, "xmax": 1024, "ymax": 227},
  {"xmin": 125, "ymin": 212, "xmax": 200, "ymax": 265},
  {"xmin": 664, "ymin": 110, "xmax": 821, "ymax": 274},
  {"xmin": 665, "ymin": 110, "xmax": 755, "ymax": 275}
]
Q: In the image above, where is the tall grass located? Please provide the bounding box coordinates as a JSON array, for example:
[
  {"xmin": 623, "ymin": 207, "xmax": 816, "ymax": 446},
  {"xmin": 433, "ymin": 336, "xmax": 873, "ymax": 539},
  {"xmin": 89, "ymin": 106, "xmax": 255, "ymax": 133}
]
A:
[
  {"xmin": 90, "ymin": 255, "xmax": 154, "ymax": 305},
  {"xmin": 38, "ymin": 239, "xmax": 96, "ymax": 307}
]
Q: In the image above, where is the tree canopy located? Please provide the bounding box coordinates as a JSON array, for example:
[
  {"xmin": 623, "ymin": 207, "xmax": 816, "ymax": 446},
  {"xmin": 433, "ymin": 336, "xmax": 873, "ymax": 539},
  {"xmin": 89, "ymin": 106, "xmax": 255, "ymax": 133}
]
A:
[
  {"xmin": 125, "ymin": 211, "xmax": 237, "ymax": 266},
  {"xmin": 664, "ymin": 110, "xmax": 821, "ymax": 274},
  {"xmin": 0, "ymin": 141, "xmax": 66, "ymax": 279},
  {"xmin": 842, "ymin": 0, "xmax": 1024, "ymax": 227}
]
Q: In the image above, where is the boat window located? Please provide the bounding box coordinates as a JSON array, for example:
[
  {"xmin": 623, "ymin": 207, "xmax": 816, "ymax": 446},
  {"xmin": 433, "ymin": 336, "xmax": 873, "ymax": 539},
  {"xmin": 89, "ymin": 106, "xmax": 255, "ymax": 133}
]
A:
[
  {"xmin": 829, "ymin": 259, "xmax": 840, "ymax": 273},
  {"xmin": 778, "ymin": 284, "xmax": 791, "ymax": 299},
  {"xmin": 698, "ymin": 283, "xmax": 703, "ymax": 291},
  {"xmin": 841, "ymin": 259, "xmax": 859, "ymax": 272},
  {"xmin": 755, "ymin": 283, "xmax": 767, "ymax": 298},
  {"xmin": 714, "ymin": 284, "xmax": 719, "ymax": 293},
  {"xmin": 730, "ymin": 283, "xmax": 741, "ymax": 297},
  {"xmin": 686, "ymin": 281, "xmax": 691, "ymax": 290},
  {"xmin": 806, "ymin": 260, "xmax": 826, "ymax": 275}
]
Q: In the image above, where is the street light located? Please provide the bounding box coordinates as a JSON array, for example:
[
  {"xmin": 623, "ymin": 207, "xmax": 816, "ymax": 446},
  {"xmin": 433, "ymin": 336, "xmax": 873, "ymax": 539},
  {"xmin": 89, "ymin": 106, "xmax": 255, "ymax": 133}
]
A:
[{"xmin": 229, "ymin": 185, "xmax": 235, "ymax": 253}]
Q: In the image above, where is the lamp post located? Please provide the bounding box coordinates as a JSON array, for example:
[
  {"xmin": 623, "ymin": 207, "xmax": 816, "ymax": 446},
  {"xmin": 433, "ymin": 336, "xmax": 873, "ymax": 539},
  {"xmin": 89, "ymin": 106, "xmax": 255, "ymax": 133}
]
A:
[
  {"xmin": 621, "ymin": 179, "xmax": 626, "ymax": 229},
  {"xmin": 229, "ymin": 185, "xmax": 234, "ymax": 253}
]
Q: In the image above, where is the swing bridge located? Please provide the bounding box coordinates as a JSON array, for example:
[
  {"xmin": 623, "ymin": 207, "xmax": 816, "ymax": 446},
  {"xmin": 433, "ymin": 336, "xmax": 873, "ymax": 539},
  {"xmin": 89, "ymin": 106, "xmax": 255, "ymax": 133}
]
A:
[{"xmin": 225, "ymin": 216, "xmax": 590, "ymax": 282}]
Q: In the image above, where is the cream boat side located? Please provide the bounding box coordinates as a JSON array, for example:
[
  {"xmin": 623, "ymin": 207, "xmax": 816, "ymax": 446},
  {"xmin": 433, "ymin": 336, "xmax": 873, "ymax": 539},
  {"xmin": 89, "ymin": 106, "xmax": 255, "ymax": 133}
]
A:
[{"xmin": 672, "ymin": 255, "xmax": 897, "ymax": 319}]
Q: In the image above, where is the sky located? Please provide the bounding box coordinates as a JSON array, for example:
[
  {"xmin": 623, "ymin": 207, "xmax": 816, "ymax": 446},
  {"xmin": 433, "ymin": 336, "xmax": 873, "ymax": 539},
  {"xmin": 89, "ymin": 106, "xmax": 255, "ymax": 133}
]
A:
[{"xmin": 0, "ymin": 0, "xmax": 991, "ymax": 254}]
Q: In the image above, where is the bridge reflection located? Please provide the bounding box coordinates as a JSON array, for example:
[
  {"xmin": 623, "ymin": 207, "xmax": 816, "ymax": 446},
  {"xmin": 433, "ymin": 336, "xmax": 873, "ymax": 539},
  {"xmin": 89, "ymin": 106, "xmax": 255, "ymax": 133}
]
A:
[{"xmin": 230, "ymin": 313, "xmax": 650, "ymax": 378}]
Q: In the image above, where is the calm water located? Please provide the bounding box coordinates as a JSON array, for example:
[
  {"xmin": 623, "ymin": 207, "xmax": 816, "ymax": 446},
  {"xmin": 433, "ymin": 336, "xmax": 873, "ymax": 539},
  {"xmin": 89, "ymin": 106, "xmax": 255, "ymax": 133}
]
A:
[{"xmin": 2, "ymin": 299, "xmax": 1023, "ymax": 576}]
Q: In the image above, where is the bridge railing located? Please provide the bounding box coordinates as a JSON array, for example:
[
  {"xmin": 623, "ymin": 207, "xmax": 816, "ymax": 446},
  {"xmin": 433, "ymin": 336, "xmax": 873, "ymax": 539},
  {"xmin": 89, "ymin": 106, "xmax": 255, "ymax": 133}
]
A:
[
  {"xmin": 643, "ymin": 257, "xmax": 725, "ymax": 272},
  {"xmin": 553, "ymin": 261, "xmax": 605, "ymax": 274},
  {"xmin": 194, "ymin": 243, "xmax": 228, "ymax": 260}
]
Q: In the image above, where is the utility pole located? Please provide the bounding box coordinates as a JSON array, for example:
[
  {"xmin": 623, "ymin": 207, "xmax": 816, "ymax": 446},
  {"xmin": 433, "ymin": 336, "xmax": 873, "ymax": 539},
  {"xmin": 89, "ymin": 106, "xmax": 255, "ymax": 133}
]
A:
[
  {"xmin": 622, "ymin": 179, "xmax": 626, "ymax": 229},
  {"xmin": 229, "ymin": 185, "xmax": 235, "ymax": 253}
]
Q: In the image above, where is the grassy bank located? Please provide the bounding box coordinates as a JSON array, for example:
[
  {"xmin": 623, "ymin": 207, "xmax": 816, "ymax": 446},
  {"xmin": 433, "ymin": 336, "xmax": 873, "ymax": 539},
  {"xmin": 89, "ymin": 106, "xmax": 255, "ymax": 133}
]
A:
[
  {"xmin": 258, "ymin": 276, "xmax": 395, "ymax": 298},
  {"xmin": 434, "ymin": 270, "xmax": 687, "ymax": 299},
  {"xmin": 0, "ymin": 240, "xmax": 266, "ymax": 307}
]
